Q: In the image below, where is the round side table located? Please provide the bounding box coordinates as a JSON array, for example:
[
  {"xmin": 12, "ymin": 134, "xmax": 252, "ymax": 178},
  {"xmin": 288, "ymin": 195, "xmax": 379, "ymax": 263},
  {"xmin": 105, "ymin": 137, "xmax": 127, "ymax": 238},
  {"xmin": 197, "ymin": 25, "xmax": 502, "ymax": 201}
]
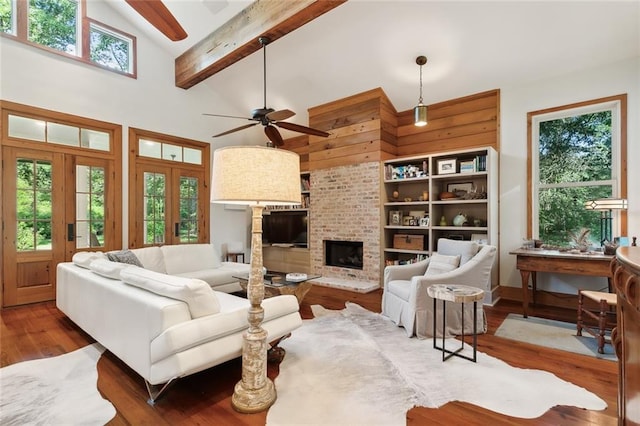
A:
[{"xmin": 427, "ymin": 284, "xmax": 485, "ymax": 362}]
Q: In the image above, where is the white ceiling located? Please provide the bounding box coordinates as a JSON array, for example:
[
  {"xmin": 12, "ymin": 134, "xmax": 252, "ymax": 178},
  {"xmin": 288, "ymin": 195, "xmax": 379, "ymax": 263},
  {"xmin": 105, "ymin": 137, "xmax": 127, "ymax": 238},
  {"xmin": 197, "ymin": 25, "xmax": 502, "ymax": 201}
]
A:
[{"xmin": 107, "ymin": 0, "xmax": 640, "ymax": 142}]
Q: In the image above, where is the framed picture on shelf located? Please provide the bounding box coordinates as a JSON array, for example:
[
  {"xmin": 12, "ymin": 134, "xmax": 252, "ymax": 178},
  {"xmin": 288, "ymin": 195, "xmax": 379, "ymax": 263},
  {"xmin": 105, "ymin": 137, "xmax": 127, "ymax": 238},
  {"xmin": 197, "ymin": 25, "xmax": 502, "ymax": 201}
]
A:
[
  {"xmin": 389, "ymin": 210, "xmax": 402, "ymax": 226},
  {"xmin": 402, "ymin": 216, "xmax": 413, "ymax": 226},
  {"xmin": 437, "ymin": 159, "xmax": 457, "ymax": 175},
  {"xmin": 419, "ymin": 215, "xmax": 430, "ymax": 227},
  {"xmin": 446, "ymin": 182, "xmax": 473, "ymax": 193}
]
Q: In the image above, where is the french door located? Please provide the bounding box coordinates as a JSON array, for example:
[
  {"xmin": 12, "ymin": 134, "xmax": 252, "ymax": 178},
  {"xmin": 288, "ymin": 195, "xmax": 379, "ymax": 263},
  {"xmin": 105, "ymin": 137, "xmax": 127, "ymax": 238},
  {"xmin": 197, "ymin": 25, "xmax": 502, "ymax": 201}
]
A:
[
  {"xmin": 131, "ymin": 162, "xmax": 207, "ymax": 247},
  {"xmin": 2, "ymin": 147, "xmax": 117, "ymax": 306}
]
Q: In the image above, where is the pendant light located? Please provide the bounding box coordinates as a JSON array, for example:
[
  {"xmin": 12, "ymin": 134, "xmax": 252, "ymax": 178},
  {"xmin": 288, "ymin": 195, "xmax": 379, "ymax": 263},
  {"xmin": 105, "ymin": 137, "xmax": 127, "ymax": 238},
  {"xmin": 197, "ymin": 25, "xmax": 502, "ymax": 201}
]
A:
[{"xmin": 414, "ymin": 55, "xmax": 428, "ymax": 127}]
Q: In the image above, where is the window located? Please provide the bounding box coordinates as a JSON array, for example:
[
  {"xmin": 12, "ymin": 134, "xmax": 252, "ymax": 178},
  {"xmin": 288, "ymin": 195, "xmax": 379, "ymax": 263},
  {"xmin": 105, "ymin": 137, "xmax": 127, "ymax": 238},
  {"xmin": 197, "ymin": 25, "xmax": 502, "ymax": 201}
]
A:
[
  {"xmin": 1, "ymin": 0, "xmax": 13, "ymax": 33},
  {"xmin": 528, "ymin": 95, "xmax": 627, "ymax": 247},
  {"xmin": 89, "ymin": 20, "xmax": 134, "ymax": 74},
  {"xmin": 28, "ymin": 0, "xmax": 78, "ymax": 54},
  {"xmin": 1, "ymin": 0, "xmax": 136, "ymax": 77},
  {"xmin": 8, "ymin": 114, "xmax": 111, "ymax": 151}
]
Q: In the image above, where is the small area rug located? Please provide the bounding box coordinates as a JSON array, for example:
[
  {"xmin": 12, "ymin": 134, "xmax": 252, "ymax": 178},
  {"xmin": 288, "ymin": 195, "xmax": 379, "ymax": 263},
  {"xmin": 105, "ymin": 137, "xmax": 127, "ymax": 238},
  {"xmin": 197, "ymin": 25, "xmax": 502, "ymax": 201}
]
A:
[
  {"xmin": 0, "ymin": 343, "xmax": 116, "ymax": 425},
  {"xmin": 266, "ymin": 303, "xmax": 606, "ymax": 425},
  {"xmin": 495, "ymin": 313, "xmax": 616, "ymax": 361}
]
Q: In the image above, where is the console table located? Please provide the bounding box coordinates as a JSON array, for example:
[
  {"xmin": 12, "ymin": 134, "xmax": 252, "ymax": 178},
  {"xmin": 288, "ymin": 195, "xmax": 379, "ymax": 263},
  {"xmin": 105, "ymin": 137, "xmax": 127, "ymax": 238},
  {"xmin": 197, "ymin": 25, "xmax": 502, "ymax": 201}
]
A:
[{"xmin": 509, "ymin": 248, "xmax": 614, "ymax": 318}]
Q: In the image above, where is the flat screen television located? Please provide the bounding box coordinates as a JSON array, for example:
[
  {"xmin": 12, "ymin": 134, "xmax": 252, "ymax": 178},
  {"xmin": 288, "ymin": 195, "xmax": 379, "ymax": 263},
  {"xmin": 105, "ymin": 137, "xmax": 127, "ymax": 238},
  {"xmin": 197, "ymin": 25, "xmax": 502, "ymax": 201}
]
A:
[{"xmin": 262, "ymin": 211, "xmax": 308, "ymax": 247}]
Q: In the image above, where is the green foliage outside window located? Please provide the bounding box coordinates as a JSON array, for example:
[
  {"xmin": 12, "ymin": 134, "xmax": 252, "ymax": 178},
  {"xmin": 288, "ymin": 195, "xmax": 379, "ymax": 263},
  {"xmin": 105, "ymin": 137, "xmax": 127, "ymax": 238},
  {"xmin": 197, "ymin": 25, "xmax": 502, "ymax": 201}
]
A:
[
  {"xmin": 4, "ymin": 0, "xmax": 133, "ymax": 74},
  {"xmin": 16, "ymin": 159, "xmax": 53, "ymax": 250},
  {"xmin": 179, "ymin": 177, "xmax": 199, "ymax": 243},
  {"xmin": 537, "ymin": 111, "xmax": 613, "ymax": 246},
  {"xmin": 28, "ymin": 0, "xmax": 77, "ymax": 54},
  {"xmin": 0, "ymin": 0, "xmax": 11, "ymax": 33},
  {"xmin": 90, "ymin": 24, "xmax": 131, "ymax": 73}
]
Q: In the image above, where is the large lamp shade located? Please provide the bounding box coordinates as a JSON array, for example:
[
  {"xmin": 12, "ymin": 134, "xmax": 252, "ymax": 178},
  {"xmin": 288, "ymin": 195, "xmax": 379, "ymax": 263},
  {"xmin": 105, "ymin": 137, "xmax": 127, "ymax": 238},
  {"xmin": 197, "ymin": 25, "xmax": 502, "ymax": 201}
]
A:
[{"xmin": 211, "ymin": 145, "xmax": 301, "ymax": 206}]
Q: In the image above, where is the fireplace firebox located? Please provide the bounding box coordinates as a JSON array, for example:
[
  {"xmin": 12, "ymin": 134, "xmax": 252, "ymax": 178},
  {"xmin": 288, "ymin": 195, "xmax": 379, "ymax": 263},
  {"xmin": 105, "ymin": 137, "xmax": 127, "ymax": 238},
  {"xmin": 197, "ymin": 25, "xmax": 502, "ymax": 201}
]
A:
[{"xmin": 325, "ymin": 240, "xmax": 363, "ymax": 270}]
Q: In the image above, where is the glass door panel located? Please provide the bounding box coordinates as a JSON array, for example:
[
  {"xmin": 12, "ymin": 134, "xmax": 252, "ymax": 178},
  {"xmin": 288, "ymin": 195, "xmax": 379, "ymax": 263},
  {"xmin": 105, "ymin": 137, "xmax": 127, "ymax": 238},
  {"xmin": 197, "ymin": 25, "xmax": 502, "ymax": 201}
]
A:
[
  {"xmin": 144, "ymin": 171, "xmax": 167, "ymax": 245},
  {"xmin": 178, "ymin": 176, "xmax": 199, "ymax": 243},
  {"xmin": 75, "ymin": 165, "xmax": 106, "ymax": 248}
]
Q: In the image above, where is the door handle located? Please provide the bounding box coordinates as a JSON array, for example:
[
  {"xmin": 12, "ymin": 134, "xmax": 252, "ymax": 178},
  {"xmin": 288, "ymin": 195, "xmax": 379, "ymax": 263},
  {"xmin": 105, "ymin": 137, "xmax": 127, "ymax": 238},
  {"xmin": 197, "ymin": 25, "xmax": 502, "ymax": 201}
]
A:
[
  {"xmin": 67, "ymin": 223, "xmax": 75, "ymax": 242},
  {"xmin": 174, "ymin": 223, "xmax": 179, "ymax": 237}
]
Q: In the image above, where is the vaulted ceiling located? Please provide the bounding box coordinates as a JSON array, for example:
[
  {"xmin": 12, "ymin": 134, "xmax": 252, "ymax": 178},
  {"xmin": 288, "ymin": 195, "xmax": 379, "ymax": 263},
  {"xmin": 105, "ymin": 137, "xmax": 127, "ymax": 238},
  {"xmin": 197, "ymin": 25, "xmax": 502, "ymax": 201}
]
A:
[{"xmin": 107, "ymin": 1, "xmax": 639, "ymax": 143}]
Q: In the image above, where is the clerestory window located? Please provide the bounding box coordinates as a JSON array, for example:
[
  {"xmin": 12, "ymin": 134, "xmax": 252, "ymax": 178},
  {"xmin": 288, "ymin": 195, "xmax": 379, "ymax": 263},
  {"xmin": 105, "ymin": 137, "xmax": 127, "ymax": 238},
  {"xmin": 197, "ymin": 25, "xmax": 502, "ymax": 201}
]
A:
[{"xmin": 1, "ymin": 0, "xmax": 136, "ymax": 77}]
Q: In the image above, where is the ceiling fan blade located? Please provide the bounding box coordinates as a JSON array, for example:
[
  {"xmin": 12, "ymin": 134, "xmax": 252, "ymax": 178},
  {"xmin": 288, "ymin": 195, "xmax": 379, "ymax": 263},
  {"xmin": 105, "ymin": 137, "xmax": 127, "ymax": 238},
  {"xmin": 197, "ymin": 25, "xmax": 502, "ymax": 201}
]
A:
[
  {"xmin": 203, "ymin": 113, "xmax": 253, "ymax": 120},
  {"xmin": 265, "ymin": 109, "xmax": 295, "ymax": 122},
  {"xmin": 125, "ymin": 0, "xmax": 187, "ymax": 41},
  {"xmin": 212, "ymin": 123, "xmax": 258, "ymax": 138},
  {"xmin": 264, "ymin": 125, "xmax": 284, "ymax": 146},
  {"xmin": 275, "ymin": 121, "xmax": 330, "ymax": 138}
]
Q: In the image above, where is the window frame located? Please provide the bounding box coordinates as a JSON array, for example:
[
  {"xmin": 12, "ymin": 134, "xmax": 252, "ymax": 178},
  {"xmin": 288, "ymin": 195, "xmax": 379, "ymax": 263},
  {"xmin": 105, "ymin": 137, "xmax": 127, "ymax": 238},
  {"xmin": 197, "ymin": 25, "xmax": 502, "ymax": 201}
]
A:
[
  {"xmin": 527, "ymin": 94, "xmax": 628, "ymax": 242},
  {"xmin": 1, "ymin": 0, "xmax": 137, "ymax": 78}
]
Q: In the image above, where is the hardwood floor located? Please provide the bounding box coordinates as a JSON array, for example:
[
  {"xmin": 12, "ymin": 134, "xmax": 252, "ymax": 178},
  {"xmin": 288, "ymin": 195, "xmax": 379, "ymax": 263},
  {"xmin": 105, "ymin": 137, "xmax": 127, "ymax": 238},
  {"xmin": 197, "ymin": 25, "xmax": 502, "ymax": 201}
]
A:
[{"xmin": 0, "ymin": 286, "xmax": 618, "ymax": 425}]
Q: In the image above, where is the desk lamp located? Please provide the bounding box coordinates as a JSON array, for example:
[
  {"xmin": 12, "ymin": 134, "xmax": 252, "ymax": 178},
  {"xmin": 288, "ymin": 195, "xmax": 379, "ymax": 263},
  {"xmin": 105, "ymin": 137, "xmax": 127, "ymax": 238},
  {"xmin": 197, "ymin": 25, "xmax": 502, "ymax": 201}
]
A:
[
  {"xmin": 211, "ymin": 145, "xmax": 300, "ymax": 412},
  {"xmin": 584, "ymin": 198, "xmax": 628, "ymax": 246}
]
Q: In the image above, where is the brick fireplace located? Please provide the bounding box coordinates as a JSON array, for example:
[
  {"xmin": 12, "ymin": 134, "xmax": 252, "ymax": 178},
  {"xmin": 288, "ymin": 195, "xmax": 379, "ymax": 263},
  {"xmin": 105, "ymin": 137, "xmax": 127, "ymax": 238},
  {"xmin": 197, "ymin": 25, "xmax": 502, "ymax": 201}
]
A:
[{"xmin": 309, "ymin": 162, "xmax": 381, "ymax": 283}]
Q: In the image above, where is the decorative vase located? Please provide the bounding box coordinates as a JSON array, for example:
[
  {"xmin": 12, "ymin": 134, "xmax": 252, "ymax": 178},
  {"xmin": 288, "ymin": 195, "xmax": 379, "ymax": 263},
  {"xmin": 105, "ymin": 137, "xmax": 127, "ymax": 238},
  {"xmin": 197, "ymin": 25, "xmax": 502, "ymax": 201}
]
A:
[
  {"xmin": 439, "ymin": 215, "xmax": 447, "ymax": 226},
  {"xmin": 453, "ymin": 213, "xmax": 468, "ymax": 227}
]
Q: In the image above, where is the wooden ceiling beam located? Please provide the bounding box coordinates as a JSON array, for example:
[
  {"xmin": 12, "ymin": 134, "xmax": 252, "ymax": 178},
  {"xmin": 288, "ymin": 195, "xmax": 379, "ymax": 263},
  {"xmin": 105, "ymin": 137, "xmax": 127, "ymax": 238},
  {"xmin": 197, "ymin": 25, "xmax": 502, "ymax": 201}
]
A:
[{"xmin": 175, "ymin": 0, "xmax": 347, "ymax": 89}]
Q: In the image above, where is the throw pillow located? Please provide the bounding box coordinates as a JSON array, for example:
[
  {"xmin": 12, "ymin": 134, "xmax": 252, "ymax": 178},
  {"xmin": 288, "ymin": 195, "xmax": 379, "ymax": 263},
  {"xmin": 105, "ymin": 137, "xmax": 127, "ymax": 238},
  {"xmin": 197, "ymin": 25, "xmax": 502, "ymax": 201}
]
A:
[
  {"xmin": 89, "ymin": 258, "xmax": 131, "ymax": 280},
  {"xmin": 107, "ymin": 249, "xmax": 143, "ymax": 267},
  {"xmin": 437, "ymin": 238, "xmax": 479, "ymax": 266},
  {"xmin": 119, "ymin": 267, "xmax": 220, "ymax": 318},
  {"xmin": 72, "ymin": 251, "xmax": 106, "ymax": 269},
  {"xmin": 425, "ymin": 253, "xmax": 461, "ymax": 276}
]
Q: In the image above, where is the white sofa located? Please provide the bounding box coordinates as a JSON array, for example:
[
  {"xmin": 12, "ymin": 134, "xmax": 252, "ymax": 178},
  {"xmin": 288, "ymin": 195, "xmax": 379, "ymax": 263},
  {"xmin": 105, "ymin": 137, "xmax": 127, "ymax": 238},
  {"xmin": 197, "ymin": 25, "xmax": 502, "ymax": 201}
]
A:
[
  {"xmin": 127, "ymin": 243, "xmax": 251, "ymax": 293},
  {"xmin": 56, "ymin": 244, "xmax": 302, "ymax": 403}
]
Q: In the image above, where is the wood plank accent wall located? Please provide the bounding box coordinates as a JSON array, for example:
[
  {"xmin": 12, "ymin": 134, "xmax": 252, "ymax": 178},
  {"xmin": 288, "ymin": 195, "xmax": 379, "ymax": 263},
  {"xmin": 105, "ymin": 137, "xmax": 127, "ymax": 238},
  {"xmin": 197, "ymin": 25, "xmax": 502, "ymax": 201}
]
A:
[
  {"xmin": 306, "ymin": 87, "xmax": 398, "ymax": 170},
  {"xmin": 281, "ymin": 88, "xmax": 500, "ymax": 170},
  {"xmin": 396, "ymin": 89, "xmax": 500, "ymax": 156}
]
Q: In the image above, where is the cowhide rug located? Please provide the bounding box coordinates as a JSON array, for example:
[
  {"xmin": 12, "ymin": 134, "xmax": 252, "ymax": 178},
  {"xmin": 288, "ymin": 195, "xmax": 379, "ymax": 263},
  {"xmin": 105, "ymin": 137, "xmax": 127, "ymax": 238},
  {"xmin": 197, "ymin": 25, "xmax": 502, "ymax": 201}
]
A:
[
  {"xmin": 266, "ymin": 303, "xmax": 606, "ymax": 425},
  {"xmin": 0, "ymin": 343, "xmax": 116, "ymax": 425}
]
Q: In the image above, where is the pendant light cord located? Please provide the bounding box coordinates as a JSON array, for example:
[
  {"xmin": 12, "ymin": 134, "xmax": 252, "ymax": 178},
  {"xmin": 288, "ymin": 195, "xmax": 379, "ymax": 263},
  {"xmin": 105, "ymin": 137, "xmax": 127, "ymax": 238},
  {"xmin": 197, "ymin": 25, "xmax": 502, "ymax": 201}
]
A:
[{"xmin": 418, "ymin": 64, "xmax": 423, "ymax": 104}]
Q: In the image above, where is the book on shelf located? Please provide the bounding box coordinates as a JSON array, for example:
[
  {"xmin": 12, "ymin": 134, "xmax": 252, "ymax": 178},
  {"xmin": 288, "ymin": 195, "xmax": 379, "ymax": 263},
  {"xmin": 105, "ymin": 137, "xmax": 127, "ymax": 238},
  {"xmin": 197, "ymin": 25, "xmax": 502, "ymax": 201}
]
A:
[
  {"xmin": 300, "ymin": 177, "xmax": 311, "ymax": 191},
  {"xmin": 474, "ymin": 155, "xmax": 487, "ymax": 172}
]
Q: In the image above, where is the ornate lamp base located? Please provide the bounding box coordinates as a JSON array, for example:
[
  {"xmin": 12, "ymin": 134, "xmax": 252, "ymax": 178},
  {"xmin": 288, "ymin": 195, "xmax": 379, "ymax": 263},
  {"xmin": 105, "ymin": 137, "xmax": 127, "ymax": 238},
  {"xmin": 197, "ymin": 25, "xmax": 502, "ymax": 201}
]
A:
[{"xmin": 231, "ymin": 377, "xmax": 276, "ymax": 413}]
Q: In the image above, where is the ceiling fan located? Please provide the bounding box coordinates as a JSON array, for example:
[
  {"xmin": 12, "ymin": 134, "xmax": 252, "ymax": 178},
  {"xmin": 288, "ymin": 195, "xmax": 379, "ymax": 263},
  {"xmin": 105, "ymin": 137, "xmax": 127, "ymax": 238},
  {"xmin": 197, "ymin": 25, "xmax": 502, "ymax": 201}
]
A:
[
  {"xmin": 204, "ymin": 36, "xmax": 330, "ymax": 146},
  {"xmin": 125, "ymin": 0, "xmax": 187, "ymax": 41}
]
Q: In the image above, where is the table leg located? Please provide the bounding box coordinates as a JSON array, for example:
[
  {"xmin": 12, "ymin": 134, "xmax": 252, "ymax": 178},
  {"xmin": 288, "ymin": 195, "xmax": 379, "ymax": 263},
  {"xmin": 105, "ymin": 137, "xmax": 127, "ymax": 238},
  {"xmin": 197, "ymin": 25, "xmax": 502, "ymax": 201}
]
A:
[
  {"xmin": 432, "ymin": 298, "xmax": 437, "ymax": 350},
  {"xmin": 441, "ymin": 300, "xmax": 446, "ymax": 361},
  {"xmin": 519, "ymin": 269, "xmax": 531, "ymax": 318},
  {"xmin": 472, "ymin": 301, "xmax": 477, "ymax": 362}
]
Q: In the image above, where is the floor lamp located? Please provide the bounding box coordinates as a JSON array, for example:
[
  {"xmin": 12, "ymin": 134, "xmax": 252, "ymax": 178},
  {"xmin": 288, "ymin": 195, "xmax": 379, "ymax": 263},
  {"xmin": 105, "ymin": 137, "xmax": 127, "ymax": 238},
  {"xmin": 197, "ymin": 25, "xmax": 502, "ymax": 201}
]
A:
[
  {"xmin": 584, "ymin": 198, "xmax": 628, "ymax": 246},
  {"xmin": 210, "ymin": 145, "xmax": 300, "ymax": 413}
]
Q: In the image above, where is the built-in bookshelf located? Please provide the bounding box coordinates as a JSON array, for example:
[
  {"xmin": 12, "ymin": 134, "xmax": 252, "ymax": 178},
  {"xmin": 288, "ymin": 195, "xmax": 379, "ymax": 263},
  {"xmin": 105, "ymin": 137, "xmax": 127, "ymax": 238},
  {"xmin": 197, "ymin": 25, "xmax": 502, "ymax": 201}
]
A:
[{"xmin": 382, "ymin": 147, "xmax": 498, "ymax": 266}]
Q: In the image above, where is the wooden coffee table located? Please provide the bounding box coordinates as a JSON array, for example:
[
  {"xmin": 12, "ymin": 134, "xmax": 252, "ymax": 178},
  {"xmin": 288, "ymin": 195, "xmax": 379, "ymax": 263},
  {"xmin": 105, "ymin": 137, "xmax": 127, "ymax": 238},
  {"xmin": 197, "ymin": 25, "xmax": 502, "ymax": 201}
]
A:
[{"xmin": 235, "ymin": 272, "xmax": 320, "ymax": 305}]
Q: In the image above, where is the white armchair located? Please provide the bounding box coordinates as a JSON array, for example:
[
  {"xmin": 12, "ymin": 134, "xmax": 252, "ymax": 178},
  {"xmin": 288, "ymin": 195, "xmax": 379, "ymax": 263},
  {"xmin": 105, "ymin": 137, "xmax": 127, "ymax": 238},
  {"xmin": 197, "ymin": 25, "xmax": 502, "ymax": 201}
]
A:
[{"xmin": 382, "ymin": 239, "xmax": 497, "ymax": 338}]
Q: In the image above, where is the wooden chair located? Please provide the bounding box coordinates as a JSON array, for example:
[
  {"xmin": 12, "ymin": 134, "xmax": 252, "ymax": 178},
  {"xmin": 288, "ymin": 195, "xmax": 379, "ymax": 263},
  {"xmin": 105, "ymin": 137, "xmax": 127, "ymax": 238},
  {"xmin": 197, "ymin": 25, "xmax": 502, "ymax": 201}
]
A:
[{"xmin": 577, "ymin": 290, "xmax": 617, "ymax": 354}]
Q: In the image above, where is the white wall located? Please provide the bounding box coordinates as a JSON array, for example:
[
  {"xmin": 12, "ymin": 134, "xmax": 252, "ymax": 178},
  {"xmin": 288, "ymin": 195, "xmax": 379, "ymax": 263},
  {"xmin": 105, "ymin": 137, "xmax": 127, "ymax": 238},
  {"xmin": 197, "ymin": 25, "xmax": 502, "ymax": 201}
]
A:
[{"xmin": 499, "ymin": 57, "xmax": 640, "ymax": 293}]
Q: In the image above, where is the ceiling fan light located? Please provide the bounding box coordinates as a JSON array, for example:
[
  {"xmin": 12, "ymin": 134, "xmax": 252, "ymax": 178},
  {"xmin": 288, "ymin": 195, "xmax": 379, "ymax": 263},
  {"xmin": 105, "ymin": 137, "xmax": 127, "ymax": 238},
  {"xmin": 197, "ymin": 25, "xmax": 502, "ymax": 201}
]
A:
[{"xmin": 414, "ymin": 104, "xmax": 428, "ymax": 126}]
